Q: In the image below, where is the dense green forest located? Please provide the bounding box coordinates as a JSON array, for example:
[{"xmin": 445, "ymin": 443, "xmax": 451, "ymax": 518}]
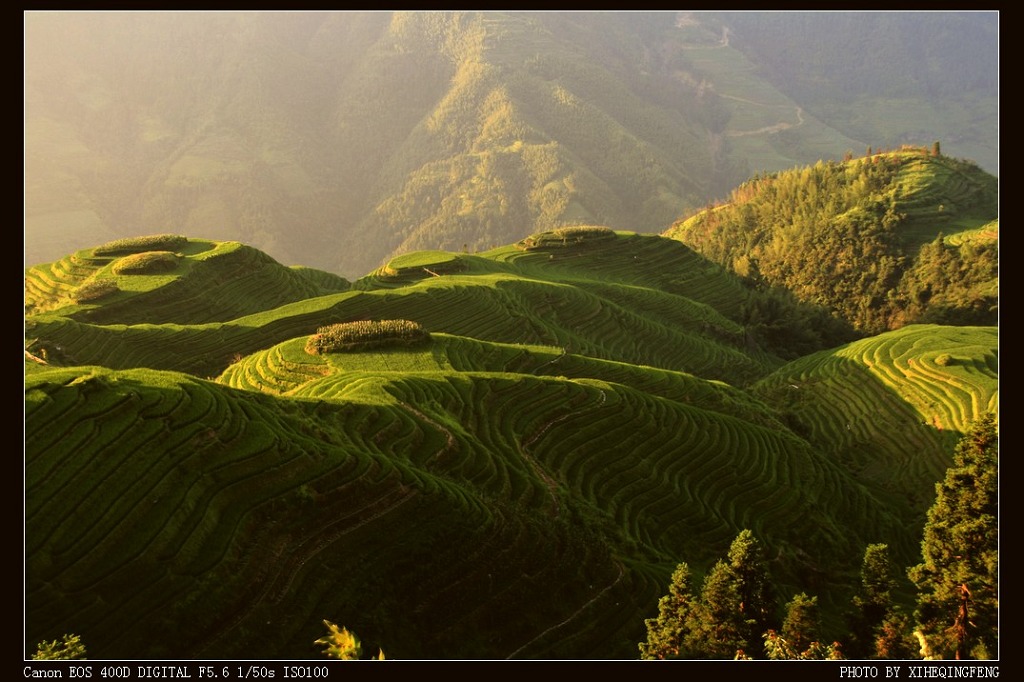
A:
[{"xmin": 666, "ymin": 149, "xmax": 997, "ymax": 336}]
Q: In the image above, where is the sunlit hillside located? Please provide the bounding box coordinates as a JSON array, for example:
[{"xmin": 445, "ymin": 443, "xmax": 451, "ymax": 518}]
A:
[{"xmin": 25, "ymin": 223, "xmax": 996, "ymax": 659}]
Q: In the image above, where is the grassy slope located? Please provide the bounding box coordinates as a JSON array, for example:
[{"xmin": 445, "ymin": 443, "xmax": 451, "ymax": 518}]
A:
[
  {"xmin": 753, "ymin": 325, "xmax": 998, "ymax": 551},
  {"xmin": 27, "ymin": 231, "xmax": 772, "ymax": 385},
  {"xmin": 24, "ymin": 229, "xmax": 996, "ymax": 659}
]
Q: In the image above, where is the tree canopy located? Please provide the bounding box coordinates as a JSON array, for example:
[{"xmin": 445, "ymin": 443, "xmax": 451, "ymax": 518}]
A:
[
  {"xmin": 638, "ymin": 562, "xmax": 697, "ymax": 659},
  {"xmin": 639, "ymin": 529, "xmax": 778, "ymax": 659},
  {"xmin": 909, "ymin": 413, "xmax": 998, "ymax": 659}
]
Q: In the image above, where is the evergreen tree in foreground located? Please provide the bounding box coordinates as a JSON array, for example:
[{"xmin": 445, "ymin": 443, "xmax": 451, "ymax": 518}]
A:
[
  {"xmin": 638, "ymin": 562, "xmax": 697, "ymax": 659},
  {"xmin": 848, "ymin": 542, "xmax": 918, "ymax": 659},
  {"xmin": 687, "ymin": 558, "xmax": 751, "ymax": 658},
  {"xmin": 908, "ymin": 413, "xmax": 998, "ymax": 659},
  {"xmin": 639, "ymin": 530, "xmax": 777, "ymax": 659},
  {"xmin": 726, "ymin": 529, "xmax": 777, "ymax": 644},
  {"xmin": 874, "ymin": 609, "xmax": 919, "ymax": 659},
  {"xmin": 782, "ymin": 592, "xmax": 822, "ymax": 654},
  {"xmin": 760, "ymin": 592, "xmax": 843, "ymax": 660},
  {"xmin": 690, "ymin": 530, "xmax": 777, "ymax": 658},
  {"xmin": 847, "ymin": 543, "xmax": 903, "ymax": 657}
]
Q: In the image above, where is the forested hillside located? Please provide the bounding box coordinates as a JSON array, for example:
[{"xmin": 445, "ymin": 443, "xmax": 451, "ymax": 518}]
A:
[{"xmin": 665, "ymin": 148, "xmax": 997, "ymax": 335}]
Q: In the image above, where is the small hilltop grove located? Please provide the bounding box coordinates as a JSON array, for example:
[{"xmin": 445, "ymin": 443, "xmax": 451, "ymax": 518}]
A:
[{"xmin": 305, "ymin": 320, "xmax": 431, "ymax": 355}]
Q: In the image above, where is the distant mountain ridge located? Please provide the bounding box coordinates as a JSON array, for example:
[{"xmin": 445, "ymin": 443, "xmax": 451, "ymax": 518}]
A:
[{"xmin": 24, "ymin": 11, "xmax": 997, "ymax": 276}]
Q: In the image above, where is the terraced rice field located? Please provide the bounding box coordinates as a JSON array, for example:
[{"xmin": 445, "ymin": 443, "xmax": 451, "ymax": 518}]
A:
[
  {"xmin": 26, "ymin": 239, "xmax": 336, "ymax": 325},
  {"xmin": 25, "ymin": 231, "xmax": 995, "ymax": 659},
  {"xmin": 754, "ymin": 324, "xmax": 997, "ymax": 517},
  {"xmin": 888, "ymin": 155, "xmax": 999, "ymax": 246},
  {"xmin": 27, "ymin": 232, "xmax": 774, "ymax": 384},
  {"xmin": 26, "ymin": 358, "xmax": 899, "ymax": 658}
]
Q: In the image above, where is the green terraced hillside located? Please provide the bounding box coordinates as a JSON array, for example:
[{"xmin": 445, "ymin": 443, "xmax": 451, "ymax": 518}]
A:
[
  {"xmin": 753, "ymin": 324, "xmax": 998, "ymax": 525},
  {"xmin": 25, "ymin": 229, "xmax": 997, "ymax": 659},
  {"xmin": 25, "ymin": 236, "xmax": 350, "ymax": 323},
  {"xmin": 26, "ymin": 230, "xmax": 777, "ymax": 384},
  {"xmin": 26, "ymin": 361, "xmax": 903, "ymax": 659},
  {"xmin": 218, "ymin": 332, "xmax": 783, "ymax": 431}
]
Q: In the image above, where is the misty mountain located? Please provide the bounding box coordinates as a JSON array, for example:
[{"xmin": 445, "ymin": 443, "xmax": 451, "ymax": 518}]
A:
[{"xmin": 24, "ymin": 11, "xmax": 997, "ymax": 277}]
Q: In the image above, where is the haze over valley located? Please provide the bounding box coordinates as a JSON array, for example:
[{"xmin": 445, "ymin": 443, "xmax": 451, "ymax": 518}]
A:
[{"xmin": 25, "ymin": 11, "xmax": 997, "ymax": 276}]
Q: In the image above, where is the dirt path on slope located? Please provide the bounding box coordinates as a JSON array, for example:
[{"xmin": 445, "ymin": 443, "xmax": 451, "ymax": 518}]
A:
[
  {"xmin": 726, "ymin": 104, "xmax": 805, "ymax": 137},
  {"xmin": 504, "ymin": 560, "xmax": 626, "ymax": 659}
]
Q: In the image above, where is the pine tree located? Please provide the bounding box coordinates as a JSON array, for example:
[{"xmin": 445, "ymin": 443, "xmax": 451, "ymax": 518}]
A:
[
  {"xmin": 765, "ymin": 592, "xmax": 844, "ymax": 659},
  {"xmin": 860, "ymin": 544, "xmax": 895, "ymax": 611},
  {"xmin": 685, "ymin": 529, "xmax": 777, "ymax": 659},
  {"xmin": 908, "ymin": 413, "xmax": 998, "ymax": 659},
  {"xmin": 850, "ymin": 542, "xmax": 919, "ymax": 659},
  {"xmin": 848, "ymin": 542, "xmax": 897, "ymax": 656},
  {"xmin": 638, "ymin": 562, "xmax": 697, "ymax": 659},
  {"xmin": 641, "ymin": 530, "xmax": 778, "ymax": 659},
  {"xmin": 763, "ymin": 629, "xmax": 843, "ymax": 660},
  {"xmin": 782, "ymin": 592, "xmax": 821, "ymax": 653},
  {"xmin": 874, "ymin": 609, "xmax": 919, "ymax": 659},
  {"xmin": 726, "ymin": 529, "xmax": 777, "ymax": 645},
  {"xmin": 686, "ymin": 558, "xmax": 749, "ymax": 658}
]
